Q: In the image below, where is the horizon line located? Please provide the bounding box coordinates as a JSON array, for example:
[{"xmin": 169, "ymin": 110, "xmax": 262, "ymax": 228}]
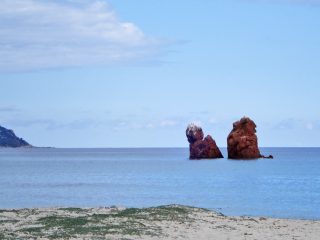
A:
[{"xmin": 6, "ymin": 146, "xmax": 320, "ymax": 149}]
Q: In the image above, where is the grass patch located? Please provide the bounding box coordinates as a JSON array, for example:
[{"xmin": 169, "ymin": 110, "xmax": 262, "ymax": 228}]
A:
[
  {"xmin": 58, "ymin": 207, "xmax": 84, "ymax": 213},
  {"xmin": 0, "ymin": 232, "xmax": 20, "ymax": 240},
  {"xmin": 0, "ymin": 209, "xmax": 20, "ymax": 214},
  {"xmin": 0, "ymin": 219, "xmax": 19, "ymax": 224},
  {"xmin": 35, "ymin": 215, "xmax": 154, "ymax": 237},
  {"xmin": 74, "ymin": 223, "xmax": 143, "ymax": 235},
  {"xmin": 20, "ymin": 227, "xmax": 43, "ymax": 233},
  {"xmin": 91, "ymin": 205, "xmax": 193, "ymax": 223},
  {"xmin": 0, "ymin": 205, "xmax": 197, "ymax": 238},
  {"xmin": 38, "ymin": 215, "xmax": 89, "ymax": 229}
]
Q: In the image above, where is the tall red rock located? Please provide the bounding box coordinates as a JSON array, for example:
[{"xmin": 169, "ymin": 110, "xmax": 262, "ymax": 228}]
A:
[
  {"xmin": 227, "ymin": 117, "xmax": 272, "ymax": 159},
  {"xmin": 186, "ymin": 124, "xmax": 223, "ymax": 160}
]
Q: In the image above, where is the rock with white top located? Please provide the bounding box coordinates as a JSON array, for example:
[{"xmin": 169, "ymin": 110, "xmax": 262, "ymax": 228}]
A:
[{"xmin": 186, "ymin": 124, "xmax": 223, "ymax": 160}]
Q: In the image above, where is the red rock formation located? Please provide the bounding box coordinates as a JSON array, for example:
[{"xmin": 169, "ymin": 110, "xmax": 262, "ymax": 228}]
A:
[
  {"xmin": 227, "ymin": 117, "xmax": 264, "ymax": 159},
  {"xmin": 186, "ymin": 124, "xmax": 223, "ymax": 159}
]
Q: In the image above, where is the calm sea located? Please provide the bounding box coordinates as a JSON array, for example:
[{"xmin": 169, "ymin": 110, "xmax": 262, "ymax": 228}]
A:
[{"xmin": 0, "ymin": 148, "xmax": 319, "ymax": 219}]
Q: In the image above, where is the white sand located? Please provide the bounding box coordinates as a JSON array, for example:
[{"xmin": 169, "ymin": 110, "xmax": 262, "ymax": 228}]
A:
[{"xmin": 0, "ymin": 205, "xmax": 319, "ymax": 239}]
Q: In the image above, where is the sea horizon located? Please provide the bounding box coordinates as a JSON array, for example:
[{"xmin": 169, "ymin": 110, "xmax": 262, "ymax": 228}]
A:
[
  {"xmin": 2, "ymin": 146, "xmax": 320, "ymax": 149},
  {"xmin": 1, "ymin": 147, "xmax": 320, "ymax": 220}
]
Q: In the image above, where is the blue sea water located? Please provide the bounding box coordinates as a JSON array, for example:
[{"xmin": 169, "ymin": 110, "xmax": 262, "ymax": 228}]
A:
[{"xmin": 0, "ymin": 148, "xmax": 319, "ymax": 220}]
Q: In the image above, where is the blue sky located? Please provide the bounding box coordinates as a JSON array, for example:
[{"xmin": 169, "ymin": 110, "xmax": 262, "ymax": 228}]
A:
[{"xmin": 0, "ymin": 0, "xmax": 319, "ymax": 147}]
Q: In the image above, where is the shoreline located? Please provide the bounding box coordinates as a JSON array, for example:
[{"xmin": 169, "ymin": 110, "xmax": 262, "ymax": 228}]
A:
[{"xmin": 1, "ymin": 205, "xmax": 319, "ymax": 240}]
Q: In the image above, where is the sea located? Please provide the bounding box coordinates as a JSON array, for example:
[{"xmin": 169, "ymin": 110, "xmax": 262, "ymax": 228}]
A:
[{"xmin": 0, "ymin": 148, "xmax": 319, "ymax": 220}]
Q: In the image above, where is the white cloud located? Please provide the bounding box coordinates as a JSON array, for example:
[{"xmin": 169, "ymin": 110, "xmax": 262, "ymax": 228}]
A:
[
  {"xmin": 273, "ymin": 119, "xmax": 319, "ymax": 131},
  {"xmin": 306, "ymin": 122, "xmax": 314, "ymax": 130},
  {"xmin": 160, "ymin": 120, "xmax": 178, "ymax": 127},
  {"xmin": 0, "ymin": 0, "xmax": 160, "ymax": 71},
  {"xmin": 209, "ymin": 118, "xmax": 217, "ymax": 124},
  {"xmin": 146, "ymin": 123, "xmax": 155, "ymax": 129}
]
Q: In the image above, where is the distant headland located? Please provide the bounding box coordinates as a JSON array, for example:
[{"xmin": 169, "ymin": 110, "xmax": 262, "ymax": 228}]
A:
[{"xmin": 0, "ymin": 125, "xmax": 32, "ymax": 148}]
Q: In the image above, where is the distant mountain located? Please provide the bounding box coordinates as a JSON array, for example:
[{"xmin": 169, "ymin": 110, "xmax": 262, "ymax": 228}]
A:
[{"xmin": 0, "ymin": 125, "xmax": 32, "ymax": 147}]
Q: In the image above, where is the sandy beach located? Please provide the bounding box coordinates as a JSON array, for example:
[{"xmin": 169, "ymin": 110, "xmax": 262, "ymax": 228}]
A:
[{"xmin": 1, "ymin": 205, "xmax": 319, "ymax": 239}]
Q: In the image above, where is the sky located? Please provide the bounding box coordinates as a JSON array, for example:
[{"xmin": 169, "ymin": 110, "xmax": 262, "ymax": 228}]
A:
[{"xmin": 0, "ymin": 0, "xmax": 320, "ymax": 148}]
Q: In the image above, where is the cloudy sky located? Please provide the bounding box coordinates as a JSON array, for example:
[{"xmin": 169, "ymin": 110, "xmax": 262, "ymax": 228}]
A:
[{"xmin": 0, "ymin": 0, "xmax": 319, "ymax": 147}]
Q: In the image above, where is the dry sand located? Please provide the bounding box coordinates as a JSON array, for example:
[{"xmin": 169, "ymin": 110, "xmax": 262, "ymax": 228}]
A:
[{"xmin": 0, "ymin": 205, "xmax": 319, "ymax": 239}]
